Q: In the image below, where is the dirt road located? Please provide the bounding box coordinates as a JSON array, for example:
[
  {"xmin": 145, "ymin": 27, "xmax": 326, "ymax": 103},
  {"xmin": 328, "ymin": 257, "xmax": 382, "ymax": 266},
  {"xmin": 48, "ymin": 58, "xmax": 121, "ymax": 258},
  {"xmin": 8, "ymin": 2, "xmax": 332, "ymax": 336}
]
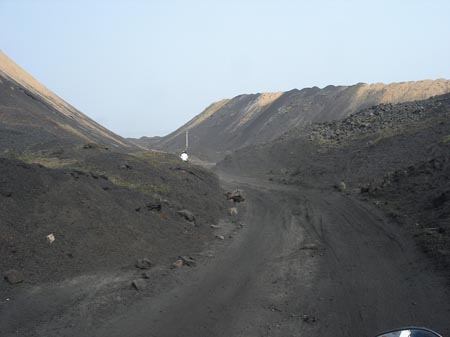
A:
[
  {"xmin": 2, "ymin": 172, "xmax": 450, "ymax": 337},
  {"xmin": 93, "ymin": 172, "xmax": 450, "ymax": 337}
]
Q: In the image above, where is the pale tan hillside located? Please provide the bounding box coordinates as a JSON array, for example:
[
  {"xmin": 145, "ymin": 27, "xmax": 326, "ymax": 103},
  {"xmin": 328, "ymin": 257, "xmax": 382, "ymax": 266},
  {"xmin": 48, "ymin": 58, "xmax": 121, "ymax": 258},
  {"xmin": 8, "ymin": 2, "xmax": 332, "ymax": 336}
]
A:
[
  {"xmin": 0, "ymin": 50, "xmax": 133, "ymax": 150},
  {"xmin": 134, "ymin": 78, "xmax": 450, "ymax": 161}
]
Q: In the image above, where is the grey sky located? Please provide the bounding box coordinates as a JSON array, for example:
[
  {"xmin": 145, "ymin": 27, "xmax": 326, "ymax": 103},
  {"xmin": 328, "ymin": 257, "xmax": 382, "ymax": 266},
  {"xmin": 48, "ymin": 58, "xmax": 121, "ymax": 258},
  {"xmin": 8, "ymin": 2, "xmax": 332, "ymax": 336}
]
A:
[{"xmin": 1, "ymin": 0, "xmax": 450, "ymax": 137}]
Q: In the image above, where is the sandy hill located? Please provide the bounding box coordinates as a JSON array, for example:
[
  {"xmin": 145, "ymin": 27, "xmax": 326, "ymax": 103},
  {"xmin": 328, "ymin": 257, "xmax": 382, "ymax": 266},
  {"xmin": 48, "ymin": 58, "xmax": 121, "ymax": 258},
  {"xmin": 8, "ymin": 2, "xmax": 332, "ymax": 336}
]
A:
[
  {"xmin": 132, "ymin": 79, "xmax": 450, "ymax": 161},
  {"xmin": 0, "ymin": 50, "xmax": 135, "ymax": 153}
]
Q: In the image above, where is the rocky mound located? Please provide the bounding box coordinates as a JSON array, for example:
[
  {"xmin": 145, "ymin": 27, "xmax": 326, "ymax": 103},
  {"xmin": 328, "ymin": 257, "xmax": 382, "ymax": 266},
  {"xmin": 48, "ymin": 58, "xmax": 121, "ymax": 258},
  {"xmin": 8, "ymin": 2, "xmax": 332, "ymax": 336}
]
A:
[
  {"xmin": 218, "ymin": 92, "xmax": 450, "ymax": 278},
  {"xmin": 1, "ymin": 149, "xmax": 225, "ymax": 286},
  {"xmin": 133, "ymin": 79, "xmax": 450, "ymax": 161}
]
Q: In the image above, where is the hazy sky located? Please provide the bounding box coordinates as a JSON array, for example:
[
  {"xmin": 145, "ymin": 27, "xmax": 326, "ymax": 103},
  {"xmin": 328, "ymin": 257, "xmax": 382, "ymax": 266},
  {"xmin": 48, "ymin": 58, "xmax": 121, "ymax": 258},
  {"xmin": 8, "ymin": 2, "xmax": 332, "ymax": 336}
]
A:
[{"xmin": 1, "ymin": 0, "xmax": 450, "ymax": 137}]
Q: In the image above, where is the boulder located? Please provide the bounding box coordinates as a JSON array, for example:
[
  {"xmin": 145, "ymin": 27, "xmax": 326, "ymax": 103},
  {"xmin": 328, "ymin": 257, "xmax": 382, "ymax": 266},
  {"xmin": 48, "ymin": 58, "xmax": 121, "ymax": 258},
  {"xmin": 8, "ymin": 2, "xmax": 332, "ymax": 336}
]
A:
[
  {"xmin": 4, "ymin": 270, "xmax": 24, "ymax": 284},
  {"xmin": 131, "ymin": 279, "xmax": 146, "ymax": 291},
  {"xmin": 226, "ymin": 189, "xmax": 246, "ymax": 203},
  {"xmin": 135, "ymin": 258, "xmax": 152, "ymax": 270},
  {"xmin": 177, "ymin": 209, "xmax": 195, "ymax": 222}
]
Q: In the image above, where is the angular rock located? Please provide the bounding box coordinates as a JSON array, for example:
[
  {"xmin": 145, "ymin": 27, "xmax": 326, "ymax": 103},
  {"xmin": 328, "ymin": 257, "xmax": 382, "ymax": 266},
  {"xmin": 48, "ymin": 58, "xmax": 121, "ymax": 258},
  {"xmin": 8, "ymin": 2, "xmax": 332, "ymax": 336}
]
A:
[
  {"xmin": 335, "ymin": 181, "xmax": 346, "ymax": 192},
  {"xmin": 177, "ymin": 209, "xmax": 195, "ymax": 222},
  {"xmin": 4, "ymin": 270, "xmax": 24, "ymax": 284},
  {"xmin": 46, "ymin": 233, "xmax": 55, "ymax": 244},
  {"xmin": 135, "ymin": 258, "xmax": 152, "ymax": 270},
  {"xmin": 146, "ymin": 201, "xmax": 162, "ymax": 211},
  {"xmin": 302, "ymin": 314, "xmax": 317, "ymax": 323},
  {"xmin": 300, "ymin": 243, "xmax": 319, "ymax": 250},
  {"xmin": 226, "ymin": 189, "xmax": 246, "ymax": 203},
  {"xmin": 179, "ymin": 255, "xmax": 197, "ymax": 267},
  {"xmin": 215, "ymin": 235, "xmax": 225, "ymax": 240},
  {"xmin": 118, "ymin": 162, "xmax": 132, "ymax": 170},
  {"xmin": 172, "ymin": 259, "xmax": 184, "ymax": 268},
  {"xmin": 229, "ymin": 207, "xmax": 238, "ymax": 216},
  {"xmin": 0, "ymin": 190, "xmax": 12, "ymax": 197},
  {"xmin": 82, "ymin": 143, "xmax": 95, "ymax": 149},
  {"xmin": 131, "ymin": 279, "xmax": 146, "ymax": 291}
]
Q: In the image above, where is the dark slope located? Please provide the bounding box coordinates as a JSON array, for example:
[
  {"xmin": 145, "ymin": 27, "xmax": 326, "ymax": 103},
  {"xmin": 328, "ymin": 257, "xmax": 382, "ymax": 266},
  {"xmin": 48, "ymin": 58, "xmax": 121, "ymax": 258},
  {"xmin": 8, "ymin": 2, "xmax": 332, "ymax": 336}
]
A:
[
  {"xmin": 0, "ymin": 50, "xmax": 136, "ymax": 153},
  {"xmin": 132, "ymin": 79, "xmax": 450, "ymax": 161},
  {"xmin": 219, "ymin": 93, "xmax": 450, "ymax": 278},
  {"xmin": 0, "ymin": 53, "xmax": 226, "ymax": 287},
  {"xmin": 0, "ymin": 149, "xmax": 225, "ymax": 286}
]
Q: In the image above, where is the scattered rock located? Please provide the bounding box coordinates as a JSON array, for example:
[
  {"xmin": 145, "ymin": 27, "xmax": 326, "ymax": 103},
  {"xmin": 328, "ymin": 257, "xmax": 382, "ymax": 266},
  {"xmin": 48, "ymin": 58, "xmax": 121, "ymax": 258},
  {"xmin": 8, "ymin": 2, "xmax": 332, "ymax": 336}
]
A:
[
  {"xmin": 432, "ymin": 191, "xmax": 449, "ymax": 208},
  {"xmin": 268, "ymin": 305, "xmax": 282, "ymax": 312},
  {"xmin": 135, "ymin": 258, "xmax": 152, "ymax": 270},
  {"xmin": 335, "ymin": 181, "xmax": 346, "ymax": 192},
  {"xmin": 210, "ymin": 224, "xmax": 221, "ymax": 229},
  {"xmin": 226, "ymin": 189, "xmax": 246, "ymax": 203},
  {"xmin": 177, "ymin": 209, "xmax": 195, "ymax": 222},
  {"xmin": 360, "ymin": 185, "xmax": 371, "ymax": 194},
  {"xmin": 0, "ymin": 190, "xmax": 12, "ymax": 197},
  {"xmin": 146, "ymin": 201, "xmax": 162, "ymax": 212},
  {"xmin": 4, "ymin": 270, "xmax": 24, "ymax": 284},
  {"xmin": 300, "ymin": 243, "xmax": 319, "ymax": 250},
  {"xmin": 215, "ymin": 235, "xmax": 225, "ymax": 240},
  {"xmin": 229, "ymin": 207, "xmax": 238, "ymax": 216},
  {"xmin": 302, "ymin": 314, "xmax": 317, "ymax": 323},
  {"xmin": 178, "ymin": 255, "xmax": 197, "ymax": 267},
  {"xmin": 131, "ymin": 279, "xmax": 146, "ymax": 291},
  {"xmin": 118, "ymin": 162, "xmax": 132, "ymax": 170},
  {"xmin": 172, "ymin": 259, "xmax": 184, "ymax": 268},
  {"xmin": 82, "ymin": 143, "xmax": 95, "ymax": 149},
  {"xmin": 46, "ymin": 233, "xmax": 55, "ymax": 244}
]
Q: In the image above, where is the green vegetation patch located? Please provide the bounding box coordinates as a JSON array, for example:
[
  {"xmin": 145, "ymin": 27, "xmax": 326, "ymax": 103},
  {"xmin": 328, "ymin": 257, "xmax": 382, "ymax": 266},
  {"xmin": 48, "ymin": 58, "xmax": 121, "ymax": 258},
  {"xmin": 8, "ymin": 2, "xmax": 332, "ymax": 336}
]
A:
[{"xmin": 16, "ymin": 153, "xmax": 77, "ymax": 169}]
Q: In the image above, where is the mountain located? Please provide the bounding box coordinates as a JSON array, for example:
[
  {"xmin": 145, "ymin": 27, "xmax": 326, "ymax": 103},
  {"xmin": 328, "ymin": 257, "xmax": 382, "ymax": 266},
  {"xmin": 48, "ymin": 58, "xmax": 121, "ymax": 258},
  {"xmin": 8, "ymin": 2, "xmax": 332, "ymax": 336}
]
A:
[
  {"xmin": 132, "ymin": 79, "xmax": 450, "ymax": 161},
  {"xmin": 0, "ymin": 50, "xmax": 136, "ymax": 153}
]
